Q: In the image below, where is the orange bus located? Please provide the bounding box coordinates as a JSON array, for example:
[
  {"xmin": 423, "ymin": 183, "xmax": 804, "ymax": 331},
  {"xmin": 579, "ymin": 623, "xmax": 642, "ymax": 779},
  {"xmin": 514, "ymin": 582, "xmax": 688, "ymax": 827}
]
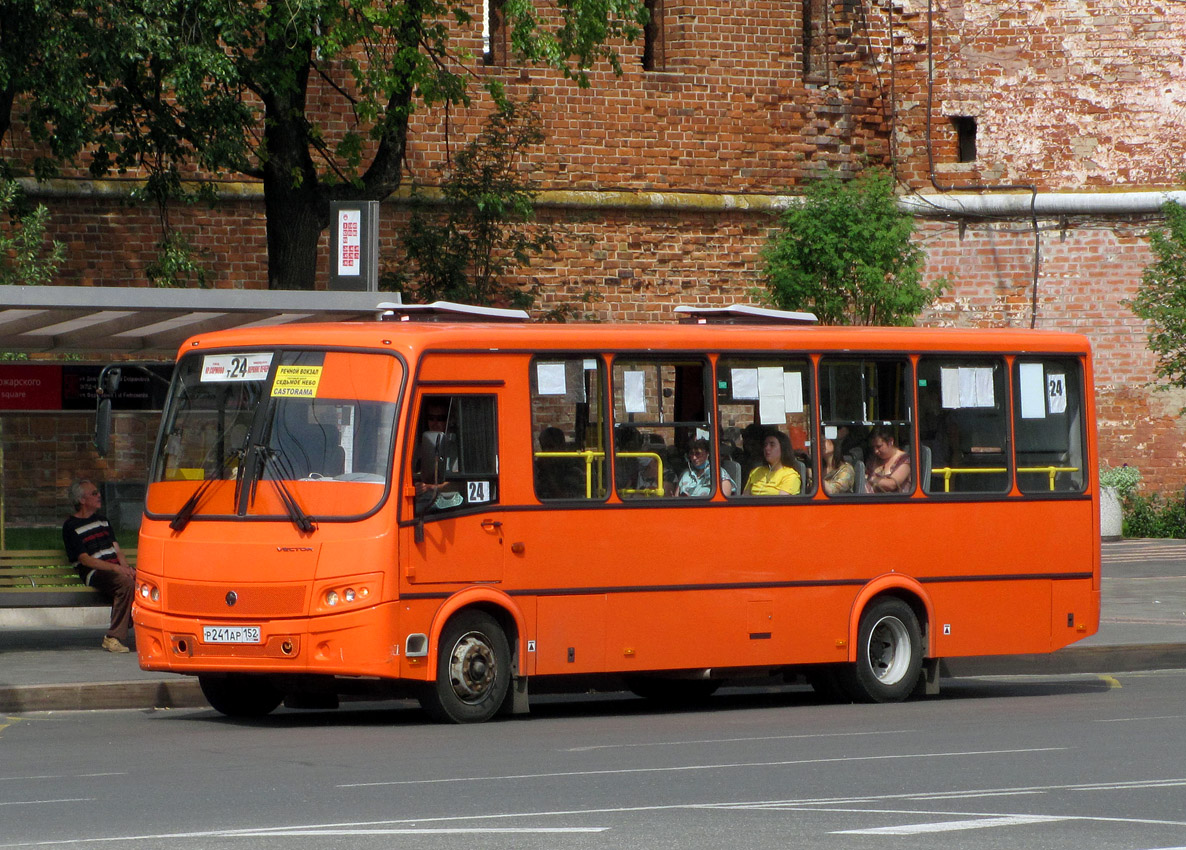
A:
[{"xmin": 123, "ymin": 304, "xmax": 1100, "ymax": 722}]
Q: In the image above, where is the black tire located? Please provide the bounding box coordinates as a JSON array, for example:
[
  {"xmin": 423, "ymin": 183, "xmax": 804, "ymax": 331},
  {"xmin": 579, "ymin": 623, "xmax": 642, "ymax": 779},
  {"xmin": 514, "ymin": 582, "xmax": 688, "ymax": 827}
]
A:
[
  {"xmin": 626, "ymin": 676, "xmax": 721, "ymax": 705},
  {"xmin": 420, "ymin": 611, "xmax": 511, "ymax": 724},
  {"xmin": 198, "ymin": 674, "xmax": 283, "ymax": 718},
  {"xmin": 839, "ymin": 597, "xmax": 923, "ymax": 703}
]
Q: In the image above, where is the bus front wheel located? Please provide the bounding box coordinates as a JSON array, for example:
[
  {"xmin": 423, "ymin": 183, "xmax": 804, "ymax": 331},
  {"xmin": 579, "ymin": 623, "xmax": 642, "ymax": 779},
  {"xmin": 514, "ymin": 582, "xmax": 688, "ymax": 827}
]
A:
[
  {"xmin": 420, "ymin": 611, "xmax": 511, "ymax": 724},
  {"xmin": 198, "ymin": 674, "xmax": 283, "ymax": 718},
  {"xmin": 841, "ymin": 598, "xmax": 923, "ymax": 703}
]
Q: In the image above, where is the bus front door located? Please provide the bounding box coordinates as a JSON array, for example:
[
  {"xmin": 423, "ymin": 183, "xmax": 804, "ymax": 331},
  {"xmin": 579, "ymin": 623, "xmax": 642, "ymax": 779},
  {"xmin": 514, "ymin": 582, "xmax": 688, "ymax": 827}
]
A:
[{"xmin": 405, "ymin": 391, "xmax": 504, "ymax": 585}]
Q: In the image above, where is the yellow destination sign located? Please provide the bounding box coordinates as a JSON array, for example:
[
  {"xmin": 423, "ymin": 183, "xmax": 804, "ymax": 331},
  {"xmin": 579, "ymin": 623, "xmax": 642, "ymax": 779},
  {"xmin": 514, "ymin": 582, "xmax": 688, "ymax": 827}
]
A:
[{"xmin": 271, "ymin": 365, "xmax": 324, "ymax": 398}]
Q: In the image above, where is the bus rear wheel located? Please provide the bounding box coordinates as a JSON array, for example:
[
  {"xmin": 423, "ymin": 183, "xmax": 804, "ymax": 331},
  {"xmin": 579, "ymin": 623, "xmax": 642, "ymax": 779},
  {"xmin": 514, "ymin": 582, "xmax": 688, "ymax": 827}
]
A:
[
  {"xmin": 840, "ymin": 598, "xmax": 923, "ymax": 703},
  {"xmin": 198, "ymin": 674, "xmax": 283, "ymax": 718},
  {"xmin": 420, "ymin": 611, "xmax": 510, "ymax": 724}
]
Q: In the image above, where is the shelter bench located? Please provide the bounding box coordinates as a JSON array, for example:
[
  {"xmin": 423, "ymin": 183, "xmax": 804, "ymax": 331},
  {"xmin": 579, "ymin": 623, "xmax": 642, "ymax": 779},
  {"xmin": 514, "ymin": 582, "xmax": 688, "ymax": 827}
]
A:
[{"xmin": 0, "ymin": 549, "xmax": 137, "ymax": 608}]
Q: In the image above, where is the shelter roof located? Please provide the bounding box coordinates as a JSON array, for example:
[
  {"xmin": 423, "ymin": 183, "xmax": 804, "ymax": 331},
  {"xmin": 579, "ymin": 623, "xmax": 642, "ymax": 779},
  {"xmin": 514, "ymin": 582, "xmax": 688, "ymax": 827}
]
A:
[{"xmin": 0, "ymin": 286, "xmax": 396, "ymax": 358}]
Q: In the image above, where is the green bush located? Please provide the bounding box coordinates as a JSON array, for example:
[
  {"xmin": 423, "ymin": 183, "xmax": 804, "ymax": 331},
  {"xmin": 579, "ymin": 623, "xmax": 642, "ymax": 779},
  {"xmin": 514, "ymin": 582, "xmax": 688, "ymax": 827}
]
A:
[
  {"xmin": 1100, "ymin": 464, "xmax": 1141, "ymax": 500},
  {"xmin": 1123, "ymin": 492, "xmax": 1186, "ymax": 539}
]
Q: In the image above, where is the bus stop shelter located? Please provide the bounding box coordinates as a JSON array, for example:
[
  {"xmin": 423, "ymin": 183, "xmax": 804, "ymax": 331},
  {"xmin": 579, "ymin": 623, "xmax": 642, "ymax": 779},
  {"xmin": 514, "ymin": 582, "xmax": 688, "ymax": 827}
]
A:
[
  {"xmin": 0, "ymin": 286, "xmax": 397, "ymax": 356},
  {"xmin": 0, "ymin": 285, "xmax": 400, "ymax": 545}
]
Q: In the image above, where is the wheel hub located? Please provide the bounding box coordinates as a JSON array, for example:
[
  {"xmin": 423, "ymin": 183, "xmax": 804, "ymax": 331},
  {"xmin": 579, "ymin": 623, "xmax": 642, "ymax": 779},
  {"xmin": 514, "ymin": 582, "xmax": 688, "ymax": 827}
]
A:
[{"xmin": 447, "ymin": 632, "xmax": 497, "ymax": 703}]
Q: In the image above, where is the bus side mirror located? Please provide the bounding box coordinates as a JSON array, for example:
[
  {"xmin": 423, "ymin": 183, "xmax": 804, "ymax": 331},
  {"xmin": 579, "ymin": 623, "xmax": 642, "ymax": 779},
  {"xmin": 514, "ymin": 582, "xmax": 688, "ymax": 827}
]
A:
[
  {"xmin": 94, "ymin": 397, "xmax": 113, "ymax": 457},
  {"xmin": 93, "ymin": 366, "xmax": 122, "ymax": 457}
]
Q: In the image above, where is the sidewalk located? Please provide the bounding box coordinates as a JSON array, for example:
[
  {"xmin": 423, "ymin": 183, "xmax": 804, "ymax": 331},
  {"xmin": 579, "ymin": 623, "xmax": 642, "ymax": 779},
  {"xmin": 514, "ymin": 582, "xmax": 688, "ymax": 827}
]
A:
[{"xmin": 2, "ymin": 539, "xmax": 1185, "ymax": 713}]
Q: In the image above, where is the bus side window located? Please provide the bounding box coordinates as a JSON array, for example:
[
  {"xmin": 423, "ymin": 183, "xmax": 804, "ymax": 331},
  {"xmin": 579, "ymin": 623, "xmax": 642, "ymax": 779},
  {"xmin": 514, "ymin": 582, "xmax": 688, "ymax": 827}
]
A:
[
  {"xmin": 917, "ymin": 357, "xmax": 1009, "ymax": 494},
  {"xmin": 611, "ymin": 358, "xmax": 711, "ymax": 498},
  {"xmin": 530, "ymin": 357, "xmax": 608, "ymax": 501},
  {"xmin": 717, "ymin": 356, "xmax": 814, "ymax": 496},
  {"xmin": 1013, "ymin": 358, "xmax": 1085, "ymax": 494},
  {"xmin": 413, "ymin": 395, "xmax": 499, "ymax": 514},
  {"xmin": 819, "ymin": 357, "xmax": 912, "ymax": 496}
]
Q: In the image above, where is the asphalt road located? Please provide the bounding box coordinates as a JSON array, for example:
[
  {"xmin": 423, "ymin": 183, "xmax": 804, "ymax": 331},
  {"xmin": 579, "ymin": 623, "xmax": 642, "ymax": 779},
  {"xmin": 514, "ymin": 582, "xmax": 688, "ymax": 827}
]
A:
[{"xmin": 3, "ymin": 669, "xmax": 1186, "ymax": 849}]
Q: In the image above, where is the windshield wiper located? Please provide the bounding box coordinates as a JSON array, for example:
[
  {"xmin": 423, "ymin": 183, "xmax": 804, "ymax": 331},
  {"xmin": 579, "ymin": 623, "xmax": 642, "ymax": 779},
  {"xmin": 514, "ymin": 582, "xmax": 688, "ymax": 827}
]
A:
[
  {"xmin": 252, "ymin": 447, "xmax": 317, "ymax": 534},
  {"xmin": 170, "ymin": 477, "xmax": 216, "ymax": 532}
]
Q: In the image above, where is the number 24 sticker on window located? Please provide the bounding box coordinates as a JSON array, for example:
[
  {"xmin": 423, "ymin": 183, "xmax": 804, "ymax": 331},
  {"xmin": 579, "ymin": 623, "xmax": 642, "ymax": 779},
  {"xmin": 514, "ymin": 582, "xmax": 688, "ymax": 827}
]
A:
[
  {"xmin": 201, "ymin": 353, "xmax": 273, "ymax": 382},
  {"xmin": 467, "ymin": 481, "xmax": 491, "ymax": 503}
]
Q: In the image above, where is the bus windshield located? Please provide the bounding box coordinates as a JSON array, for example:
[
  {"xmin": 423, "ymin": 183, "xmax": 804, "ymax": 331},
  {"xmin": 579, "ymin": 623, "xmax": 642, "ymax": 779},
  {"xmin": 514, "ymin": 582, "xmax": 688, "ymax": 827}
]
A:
[{"xmin": 148, "ymin": 349, "xmax": 401, "ymax": 522}]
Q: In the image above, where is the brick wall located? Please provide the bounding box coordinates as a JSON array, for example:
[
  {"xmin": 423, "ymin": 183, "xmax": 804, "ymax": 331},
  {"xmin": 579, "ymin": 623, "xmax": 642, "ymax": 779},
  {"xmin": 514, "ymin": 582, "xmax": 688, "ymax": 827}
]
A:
[{"xmin": 0, "ymin": 413, "xmax": 158, "ymax": 530}]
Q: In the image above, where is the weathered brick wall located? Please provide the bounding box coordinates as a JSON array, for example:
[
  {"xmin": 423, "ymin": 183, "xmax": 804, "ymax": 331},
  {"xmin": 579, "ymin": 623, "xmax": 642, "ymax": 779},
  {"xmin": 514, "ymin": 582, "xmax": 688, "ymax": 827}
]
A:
[
  {"xmin": 0, "ymin": 413, "xmax": 157, "ymax": 530},
  {"xmin": 888, "ymin": 0, "xmax": 1186, "ymax": 190}
]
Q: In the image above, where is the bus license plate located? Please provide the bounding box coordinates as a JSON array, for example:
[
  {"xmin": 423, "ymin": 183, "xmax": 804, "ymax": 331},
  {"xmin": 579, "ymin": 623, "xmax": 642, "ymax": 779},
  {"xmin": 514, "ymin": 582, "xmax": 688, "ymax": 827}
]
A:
[{"xmin": 202, "ymin": 625, "xmax": 262, "ymax": 644}]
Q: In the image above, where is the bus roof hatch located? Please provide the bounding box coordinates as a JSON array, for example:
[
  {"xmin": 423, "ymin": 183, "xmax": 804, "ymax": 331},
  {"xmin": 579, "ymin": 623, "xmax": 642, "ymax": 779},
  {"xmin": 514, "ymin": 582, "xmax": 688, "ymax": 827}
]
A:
[
  {"xmin": 674, "ymin": 304, "xmax": 818, "ymax": 325},
  {"xmin": 378, "ymin": 301, "xmax": 532, "ymax": 323}
]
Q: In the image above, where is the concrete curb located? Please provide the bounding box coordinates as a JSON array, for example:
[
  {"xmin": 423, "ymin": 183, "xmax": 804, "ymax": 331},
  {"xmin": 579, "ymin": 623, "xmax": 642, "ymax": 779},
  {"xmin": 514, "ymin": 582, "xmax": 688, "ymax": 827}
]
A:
[
  {"xmin": 3, "ymin": 644, "xmax": 1185, "ymax": 713},
  {"xmin": 943, "ymin": 643, "xmax": 1186, "ymax": 678},
  {"xmin": 0, "ymin": 678, "xmax": 204, "ymax": 713}
]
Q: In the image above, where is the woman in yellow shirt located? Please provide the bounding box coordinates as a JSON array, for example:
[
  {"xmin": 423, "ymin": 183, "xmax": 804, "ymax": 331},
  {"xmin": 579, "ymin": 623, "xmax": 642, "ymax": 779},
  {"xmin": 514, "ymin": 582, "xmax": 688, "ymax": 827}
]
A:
[{"xmin": 743, "ymin": 431, "xmax": 801, "ymax": 496}]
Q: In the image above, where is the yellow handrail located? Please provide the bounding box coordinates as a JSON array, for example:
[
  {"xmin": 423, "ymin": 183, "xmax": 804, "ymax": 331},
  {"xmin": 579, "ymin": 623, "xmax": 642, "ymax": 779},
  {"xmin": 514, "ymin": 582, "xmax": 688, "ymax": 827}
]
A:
[
  {"xmin": 535, "ymin": 450, "xmax": 665, "ymax": 497},
  {"xmin": 930, "ymin": 466, "xmax": 1080, "ymax": 493}
]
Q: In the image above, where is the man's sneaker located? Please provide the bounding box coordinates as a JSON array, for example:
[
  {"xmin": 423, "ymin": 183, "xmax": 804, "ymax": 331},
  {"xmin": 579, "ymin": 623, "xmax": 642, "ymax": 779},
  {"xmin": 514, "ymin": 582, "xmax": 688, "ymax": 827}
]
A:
[{"xmin": 101, "ymin": 636, "xmax": 130, "ymax": 653}]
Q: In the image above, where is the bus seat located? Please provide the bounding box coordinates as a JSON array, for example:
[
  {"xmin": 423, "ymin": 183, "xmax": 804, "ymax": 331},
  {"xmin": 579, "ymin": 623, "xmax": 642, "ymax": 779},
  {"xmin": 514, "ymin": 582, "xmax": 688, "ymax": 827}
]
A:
[
  {"xmin": 722, "ymin": 458, "xmax": 742, "ymax": 492},
  {"xmin": 918, "ymin": 444, "xmax": 932, "ymax": 494},
  {"xmin": 851, "ymin": 459, "xmax": 866, "ymax": 493},
  {"xmin": 792, "ymin": 458, "xmax": 808, "ymax": 493}
]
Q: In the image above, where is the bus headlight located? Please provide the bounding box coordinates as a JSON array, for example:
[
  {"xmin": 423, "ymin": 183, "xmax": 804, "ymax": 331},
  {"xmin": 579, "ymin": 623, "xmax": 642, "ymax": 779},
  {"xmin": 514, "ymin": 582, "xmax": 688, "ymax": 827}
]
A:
[
  {"xmin": 315, "ymin": 576, "xmax": 378, "ymax": 613},
  {"xmin": 136, "ymin": 580, "xmax": 161, "ymax": 606}
]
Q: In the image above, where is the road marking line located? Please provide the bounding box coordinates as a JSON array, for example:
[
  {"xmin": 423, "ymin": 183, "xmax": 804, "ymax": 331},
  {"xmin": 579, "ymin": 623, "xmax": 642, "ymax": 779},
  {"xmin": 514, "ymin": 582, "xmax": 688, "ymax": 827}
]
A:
[
  {"xmin": 565, "ymin": 729, "xmax": 915, "ymax": 752},
  {"xmin": 223, "ymin": 827, "xmax": 607, "ymax": 836},
  {"xmin": 0, "ymin": 798, "xmax": 93, "ymax": 807},
  {"xmin": 1095, "ymin": 714, "xmax": 1186, "ymax": 723},
  {"xmin": 339, "ymin": 747, "xmax": 1066, "ymax": 788},
  {"xmin": 836, "ymin": 814, "xmax": 1068, "ymax": 835},
  {"xmin": 0, "ymin": 773, "xmax": 123, "ymax": 784}
]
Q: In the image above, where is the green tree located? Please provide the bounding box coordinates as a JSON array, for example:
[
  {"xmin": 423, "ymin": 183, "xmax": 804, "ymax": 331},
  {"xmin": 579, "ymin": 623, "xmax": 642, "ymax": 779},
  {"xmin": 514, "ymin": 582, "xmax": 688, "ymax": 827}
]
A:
[
  {"xmin": 12, "ymin": 0, "xmax": 646, "ymax": 291},
  {"xmin": 763, "ymin": 168, "xmax": 942, "ymax": 325},
  {"xmin": 1127, "ymin": 201, "xmax": 1186, "ymax": 399},
  {"xmin": 0, "ymin": 1, "xmax": 97, "ymax": 179},
  {"xmin": 388, "ymin": 89, "xmax": 555, "ymax": 308},
  {"xmin": 0, "ymin": 180, "xmax": 64, "ymax": 286}
]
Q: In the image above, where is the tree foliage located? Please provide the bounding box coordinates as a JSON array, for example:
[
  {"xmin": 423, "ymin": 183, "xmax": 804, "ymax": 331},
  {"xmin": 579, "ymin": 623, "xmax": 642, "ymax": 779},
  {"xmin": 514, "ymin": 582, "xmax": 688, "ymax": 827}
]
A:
[
  {"xmin": 762, "ymin": 168, "xmax": 942, "ymax": 326},
  {"xmin": 3, "ymin": 0, "xmax": 647, "ymax": 290},
  {"xmin": 387, "ymin": 89, "xmax": 555, "ymax": 308},
  {"xmin": 0, "ymin": 180, "xmax": 64, "ymax": 286},
  {"xmin": 1127, "ymin": 201, "xmax": 1186, "ymax": 399},
  {"xmin": 0, "ymin": 1, "xmax": 98, "ymax": 180}
]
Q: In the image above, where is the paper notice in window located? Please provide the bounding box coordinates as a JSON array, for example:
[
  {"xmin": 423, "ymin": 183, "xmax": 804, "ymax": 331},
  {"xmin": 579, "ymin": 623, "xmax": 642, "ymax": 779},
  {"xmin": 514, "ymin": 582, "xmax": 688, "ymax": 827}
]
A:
[
  {"xmin": 940, "ymin": 367, "xmax": 960, "ymax": 408},
  {"xmin": 960, "ymin": 367, "xmax": 994, "ymax": 408},
  {"xmin": 783, "ymin": 371, "xmax": 804, "ymax": 413},
  {"xmin": 731, "ymin": 368, "xmax": 759, "ymax": 400},
  {"xmin": 271, "ymin": 365, "xmax": 323, "ymax": 398},
  {"xmin": 624, "ymin": 370, "xmax": 647, "ymax": 413},
  {"xmin": 536, "ymin": 362, "xmax": 567, "ymax": 396},
  {"xmin": 1019, "ymin": 363, "xmax": 1046, "ymax": 419},
  {"xmin": 757, "ymin": 367, "xmax": 786, "ymax": 424},
  {"xmin": 942, "ymin": 366, "xmax": 994, "ymax": 408},
  {"xmin": 1047, "ymin": 372, "xmax": 1067, "ymax": 414}
]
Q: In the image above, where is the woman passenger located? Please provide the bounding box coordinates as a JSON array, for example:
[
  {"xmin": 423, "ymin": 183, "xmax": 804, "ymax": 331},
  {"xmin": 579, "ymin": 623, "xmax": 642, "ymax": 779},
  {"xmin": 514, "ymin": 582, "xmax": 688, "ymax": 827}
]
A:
[
  {"xmin": 821, "ymin": 437, "xmax": 855, "ymax": 495},
  {"xmin": 742, "ymin": 430, "xmax": 801, "ymax": 496},
  {"xmin": 866, "ymin": 426, "xmax": 911, "ymax": 493}
]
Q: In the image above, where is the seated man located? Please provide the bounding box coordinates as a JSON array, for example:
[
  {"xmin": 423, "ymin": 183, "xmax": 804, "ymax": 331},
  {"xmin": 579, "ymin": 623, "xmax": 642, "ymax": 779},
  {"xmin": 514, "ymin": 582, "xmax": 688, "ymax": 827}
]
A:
[{"xmin": 62, "ymin": 479, "xmax": 135, "ymax": 653}]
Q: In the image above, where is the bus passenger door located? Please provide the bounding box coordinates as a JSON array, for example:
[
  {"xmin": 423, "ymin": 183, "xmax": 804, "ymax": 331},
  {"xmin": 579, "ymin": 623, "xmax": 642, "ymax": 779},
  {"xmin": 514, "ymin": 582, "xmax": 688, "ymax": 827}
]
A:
[{"xmin": 405, "ymin": 392, "xmax": 504, "ymax": 584}]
